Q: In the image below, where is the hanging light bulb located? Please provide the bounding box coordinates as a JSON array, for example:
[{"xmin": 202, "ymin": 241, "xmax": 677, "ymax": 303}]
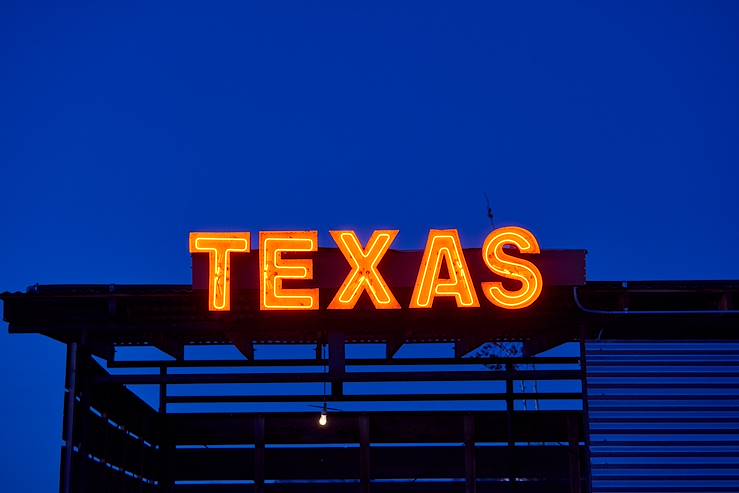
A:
[{"xmin": 318, "ymin": 411, "xmax": 328, "ymax": 426}]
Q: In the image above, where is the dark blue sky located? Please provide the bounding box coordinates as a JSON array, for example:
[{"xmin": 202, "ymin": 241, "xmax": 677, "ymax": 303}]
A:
[{"xmin": 2, "ymin": 1, "xmax": 738, "ymax": 491}]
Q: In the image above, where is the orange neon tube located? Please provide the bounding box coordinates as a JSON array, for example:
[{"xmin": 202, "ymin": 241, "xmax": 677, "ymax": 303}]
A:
[
  {"xmin": 189, "ymin": 232, "xmax": 251, "ymax": 311},
  {"xmin": 328, "ymin": 230, "xmax": 400, "ymax": 309},
  {"xmin": 260, "ymin": 231, "xmax": 319, "ymax": 310},
  {"xmin": 481, "ymin": 226, "xmax": 543, "ymax": 309},
  {"xmin": 410, "ymin": 229, "xmax": 480, "ymax": 309}
]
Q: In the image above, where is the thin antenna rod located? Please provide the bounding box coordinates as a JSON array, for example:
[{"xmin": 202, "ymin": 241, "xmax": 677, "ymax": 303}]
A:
[{"xmin": 483, "ymin": 192, "xmax": 494, "ymax": 228}]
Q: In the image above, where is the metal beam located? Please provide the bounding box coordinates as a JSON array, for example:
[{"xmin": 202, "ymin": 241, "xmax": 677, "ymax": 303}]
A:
[
  {"xmin": 359, "ymin": 415, "xmax": 370, "ymax": 493},
  {"xmin": 464, "ymin": 414, "xmax": 476, "ymax": 493},
  {"xmin": 328, "ymin": 331, "xmax": 345, "ymax": 399},
  {"xmin": 97, "ymin": 369, "xmax": 582, "ymax": 385},
  {"xmin": 254, "ymin": 415, "xmax": 265, "ymax": 493},
  {"xmin": 106, "ymin": 356, "xmax": 580, "ymax": 368},
  {"xmin": 153, "ymin": 335, "xmax": 184, "ymax": 361},
  {"xmin": 166, "ymin": 392, "xmax": 582, "ymax": 404},
  {"xmin": 61, "ymin": 342, "xmax": 78, "ymax": 493}
]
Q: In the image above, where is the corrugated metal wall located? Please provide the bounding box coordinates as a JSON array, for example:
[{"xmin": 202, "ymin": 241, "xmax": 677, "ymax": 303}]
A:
[{"xmin": 586, "ymin": 341, "xmax": 739, "ymax": 492}]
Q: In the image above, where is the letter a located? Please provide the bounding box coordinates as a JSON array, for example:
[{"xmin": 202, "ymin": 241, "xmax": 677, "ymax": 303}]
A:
[{"xmin": 410, "ymin": 229, "xmax": 479, "ymax": 308}]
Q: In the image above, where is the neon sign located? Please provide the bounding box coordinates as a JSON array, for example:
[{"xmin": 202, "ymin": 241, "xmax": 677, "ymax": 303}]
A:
[
  {"xmin": 481, "ymin": 227, "xmax": 542, "ymax": 309},
  {"xmin": 328, "ymin": 230, "xmax": 401, "ymax": 310},
  {"xmin": 260, "ymin": 231, "xmax": 319, "ymax": 311},
  {"xmin": 189, "ymin": 228, "xmax": 544, "ymax": 312},
  {"xmin": 409, "ymin": 230, "xmax": 480, "ymax": 309},
  {"xmin": 189, "ymin": 232, "xmax": 250, "ymax": 311}
]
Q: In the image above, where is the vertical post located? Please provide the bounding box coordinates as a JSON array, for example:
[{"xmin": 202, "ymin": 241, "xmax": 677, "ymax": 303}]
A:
[
  {"xmin": 61, "ymin": 342, "xmax": 79, "ymax": 493},
  {"xmin": 77, "ymin": 345, "xmax": 92, "ymax": 493},
  {"xmin": 505, "ymin": 362, "xmax": 516, "ymax": 488},
  {"xmin": 254, "ymin": 415, "xmax": 265, "ymax": 493},
  {"xmin": 568, "ymin": 415, "xmax": 582, "ymax": 493},
  {"xmin": 159, "ymin": 366, "xmax": 172, "ymax": 492},
  {"xmin": 138, "ymin": 415, "xmax": 146, "ymax": 493},
  {"xmin": 464, "ymin": 414, "xmax": 476, "ymax": 493},
  {"xmin": 328, "ymin": 331, "xmax": 345, "ymax": 399},
  {"xmin": 159, "ymin": 366, "xmax": 167, "ymax": 414},
  {"xmin": 359, "ymin": 415, "xmax": 370, "ymax": 493},
  {"xmin": 579, "ymin": 327, "xmax": 593, "ymax": 493}
]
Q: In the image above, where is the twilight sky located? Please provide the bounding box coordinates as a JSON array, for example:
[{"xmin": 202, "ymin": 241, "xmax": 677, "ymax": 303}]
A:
[{"xmin": 1, "ymin": 1, "xmax": 738, "ymax": 491}]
